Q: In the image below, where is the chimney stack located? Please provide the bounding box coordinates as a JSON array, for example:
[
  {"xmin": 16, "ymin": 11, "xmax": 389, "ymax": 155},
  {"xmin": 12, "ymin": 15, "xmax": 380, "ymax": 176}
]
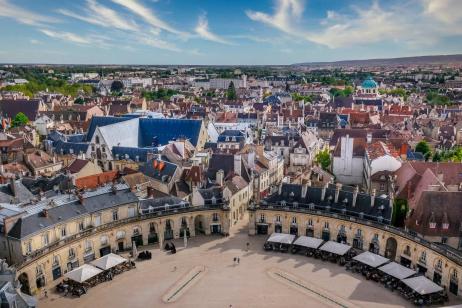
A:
[
  {"xmin": 370, "ymin": 188, "xmax": 376, "ymax": 207},
  {"xmin": 234, "ymin": 154, "xmax": 242, "ymax": 176},
  {"xmin": 216, "ymin": 169, "xmax": 224, "ymax": 187}
]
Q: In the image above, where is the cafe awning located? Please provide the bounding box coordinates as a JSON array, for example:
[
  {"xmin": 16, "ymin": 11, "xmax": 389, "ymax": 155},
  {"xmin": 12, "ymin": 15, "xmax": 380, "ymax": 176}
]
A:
[
  {"xmin": 266, "ymin": 232, "xmax": 295, "ymax": 245},
  {"xmin": 401, "ymin": 276, "xmax": 443, "ymax": 295},
  {"xmin": 319, "ymin": 241, "xmax": 351, "ymax": 256},
  {"xmin": 91, "ymin": 253, "xmax": 127, "ymax": 270},
  {"xmin": 293, "ymin": 236, "xmax": 324, "ymax": 249},
  {"xmin": 65, "ymin": 264, "xmax": 102, "ymax": 283},
  {"xmin": 353, "ymin": 251, "xmax": 389, "ymax": 268},
  {"xmin": 378, "ymin": 262, "xmax": 416, "ymax": 280}
]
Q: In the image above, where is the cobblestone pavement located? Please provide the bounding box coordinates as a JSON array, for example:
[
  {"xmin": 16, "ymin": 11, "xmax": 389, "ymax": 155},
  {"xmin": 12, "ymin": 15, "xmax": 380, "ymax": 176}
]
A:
[{"xmin": 40, "ymin": 217, "xmax": 459, "ymax": 308}]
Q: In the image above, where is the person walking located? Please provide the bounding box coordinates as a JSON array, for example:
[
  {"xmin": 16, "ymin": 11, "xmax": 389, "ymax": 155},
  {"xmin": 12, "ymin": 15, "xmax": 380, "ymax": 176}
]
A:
[
  {"xmin": 237, "ymin": 257, "xmax": 240, "ymax": 264},
  {"xmin": 246, "ymin": 242, "xmax": 250, "ymax": 251},
  {"xmin": 233, "ymin": 257, "xmax": 236, "ymax": 264}
]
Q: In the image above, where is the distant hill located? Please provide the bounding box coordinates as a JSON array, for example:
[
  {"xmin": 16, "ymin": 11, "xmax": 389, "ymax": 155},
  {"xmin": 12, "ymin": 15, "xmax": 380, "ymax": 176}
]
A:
[{"xmin": 293, "ymin": 54, "xmax": 462, "ymax": 67}]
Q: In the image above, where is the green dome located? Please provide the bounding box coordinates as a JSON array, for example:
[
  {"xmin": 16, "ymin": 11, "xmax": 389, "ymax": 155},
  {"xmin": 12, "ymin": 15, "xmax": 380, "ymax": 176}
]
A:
[{"xmin": 361, "ymin": 77, "xmax": 378, "ymax": 89}]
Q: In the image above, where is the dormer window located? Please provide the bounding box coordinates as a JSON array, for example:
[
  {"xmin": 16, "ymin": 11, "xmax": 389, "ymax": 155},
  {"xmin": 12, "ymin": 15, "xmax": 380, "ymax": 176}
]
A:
[
  {"xmin": 443, "ymin": 223, "xmax": 449, "ymax": 230},
  {"xmin": 429, "ymin": 222, "xmax": 437, "ymax": 229}
]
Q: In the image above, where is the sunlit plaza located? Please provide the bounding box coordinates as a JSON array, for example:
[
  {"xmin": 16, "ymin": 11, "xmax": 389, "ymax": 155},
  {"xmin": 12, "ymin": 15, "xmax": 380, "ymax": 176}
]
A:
[{"xmin": 37, "ymin": 217, "xmax": 462, "ymax": 308}]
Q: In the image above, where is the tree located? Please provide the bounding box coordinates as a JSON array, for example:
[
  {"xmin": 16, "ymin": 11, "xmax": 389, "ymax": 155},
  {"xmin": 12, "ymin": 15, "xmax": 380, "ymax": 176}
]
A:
[
  {"xmin": 11, "ymin": 112, "xmax": 29, "ymax": 127},
  {"xmin": 392, "ymin": 199, "xmax": 408, "ymax": 227},
  {"xmin": 432, "ymin": 151, "xmax": 442, "ymax": 162},
  {"xmin": 226, "ymin": 81, "xmax": 237, "ymax": 100},
  {"xmin": 110, "ymin": 80, "xmax": 124, "ymax": 93},
  {"xmin": 315, "ymin": 149, "xmax": 331, "ymax": 171},
  {"xmin": 415, "ymin": 140, "xmax": 431, "ymax": 160}
]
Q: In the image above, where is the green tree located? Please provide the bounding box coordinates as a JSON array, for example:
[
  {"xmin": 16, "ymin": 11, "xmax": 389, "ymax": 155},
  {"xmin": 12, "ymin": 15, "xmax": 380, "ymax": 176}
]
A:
[
  {"xmin": 432, "ymin": 151, "xmax": 442, "ymax": 162},
  {"xmin": 315, "ymin": 149, "xmax": 331, "ymax": 171},
  {"xmin": 392, "ymin": 199, "xmax": 408, "ymax": 227},
  {"xmin": 415, "ymin": 140, "xmax": 431, "ymax": 160},
  {"xmin": 226, "ymin": 81, "xmax": 237, "ymax": 100},
  {"xmin": 110, "ymin": 80, "xmax": 124, "ymax": 93},
  {"xmin": 11, "ymin": 112, "xmax": 29, "ymax": 127}
]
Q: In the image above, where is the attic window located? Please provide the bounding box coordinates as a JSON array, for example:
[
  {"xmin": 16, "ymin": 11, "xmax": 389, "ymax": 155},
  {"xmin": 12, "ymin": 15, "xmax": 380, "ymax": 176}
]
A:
[
  {"xmin": 443, "ymin": 223, "xmax": 449, "ymax": 230},
  {"xmin": 429, "ymin": 222, "xmax": 437, "ymax": 229}
]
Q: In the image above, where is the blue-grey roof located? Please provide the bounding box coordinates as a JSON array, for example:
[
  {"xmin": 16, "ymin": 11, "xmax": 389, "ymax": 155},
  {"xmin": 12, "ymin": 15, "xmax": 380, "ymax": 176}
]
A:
[
  {"xmin": 53, "ymin": 140, "xmax": 89, "ymax": 155},
  {"xmin": 85, "ymin": 116, "xmax": 132, "ymax": 142},
  {"xmin": 138, "ymin": 118, "xmax": 202, "ymax": 147},
  {"xmin": 139, "ymin": 158, "xmax": 177, "ymax": 183},
  {"xmin": 112, "ymin": 146, "xmax": 158, "ymax": 162},
  {"xmin": 8, "ymin": 188, "xmax": 138, "ymax": 239}
]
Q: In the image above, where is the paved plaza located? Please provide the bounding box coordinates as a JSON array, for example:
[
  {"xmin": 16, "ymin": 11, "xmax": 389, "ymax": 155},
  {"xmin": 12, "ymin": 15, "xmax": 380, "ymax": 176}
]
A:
[{"xmin": 39, "ymin": 219, "xmax": 461, "ymax": 308}]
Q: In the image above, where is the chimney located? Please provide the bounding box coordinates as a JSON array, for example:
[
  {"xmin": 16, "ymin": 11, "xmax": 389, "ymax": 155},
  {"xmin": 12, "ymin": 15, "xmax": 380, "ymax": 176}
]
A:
[
  {"xmin": 366, "ymin": 133, "xmax": 372, "ymax": 144},
  {"xmin": 301, "ymin": 182, "xmax": 308, "ymax": 198},
  {"xmin": 77, "ymin": 192, "xmax": 84, "ymax": 204},
  {"xmin": 352, "ymin": 186, "xmax": 359, "ymax": 207},
  {"xmin": 216, "ymin": 169, "xmax": 224, "ymax": 187},
  {"xmin": 370, "ymin": 188, "xmax": 376, "ymax": 207},
  {"xmin": 234, "ymin": 154, "xmax": 242, "ymax": 176},
  {"xmin": 334, "ymin": 183, "xmax": 342, "ymax": 203},
  {"xmin": 0, "ymin": 164, "xmax": 4, "ymax": 174},
  {"xmin": 42, "ymin": 209, "xmax": 49, "ymax": 218},
  {"xmin": 321, "ymin": 183, "xmax": 328, "ymax": 201},
  {"xmin": 9, "ymin": 178, "xmax": 16, "ymax": 197}
]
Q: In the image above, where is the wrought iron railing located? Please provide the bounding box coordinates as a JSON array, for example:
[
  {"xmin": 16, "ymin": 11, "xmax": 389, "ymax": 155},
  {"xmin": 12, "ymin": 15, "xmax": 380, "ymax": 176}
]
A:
[
  {"xmin": 252, "ymin": 203, "xmax": 462, "ymax": 266},
  {"xmin": 18, "ymin": 204, "xmax": 228, "ymax": 269}
]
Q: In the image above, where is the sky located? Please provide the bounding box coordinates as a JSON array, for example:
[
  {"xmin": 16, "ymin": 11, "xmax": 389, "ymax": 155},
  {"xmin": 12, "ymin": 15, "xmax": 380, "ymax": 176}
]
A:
[{"xmin": 0, "ymin": 0, "xmax": 462, "ymax": 65}]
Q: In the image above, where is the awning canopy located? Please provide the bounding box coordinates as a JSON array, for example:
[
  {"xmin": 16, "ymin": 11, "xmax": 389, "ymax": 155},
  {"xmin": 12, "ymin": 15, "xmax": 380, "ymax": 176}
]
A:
[
  {"xmin": 319, "ymin": 241, "xmax": 351, "ymax": 256},
  {"xmin": 65, "ymin": 264, "xmax": 103, "ymax": 283},
  {"xmin": 293, "ymin": 236, "xmax": 324, "ymax": 249},
  {"xmin": 353, "ymin": 251, "xmax": 389, "ymax": 268},
  {"xmin": 90, "ymin": 253, "xmax": 127, "ymax": 270},
  {"xmin": 266, "ymin": 232, "xmax": 295, "ymax": 245},
  {"xmin": 378, "ymin": 262, "xmax": 416, "ymax": 280},
  {"xmin": 401, "ymin": 276, "xmax": 444, "ymax": 295}
]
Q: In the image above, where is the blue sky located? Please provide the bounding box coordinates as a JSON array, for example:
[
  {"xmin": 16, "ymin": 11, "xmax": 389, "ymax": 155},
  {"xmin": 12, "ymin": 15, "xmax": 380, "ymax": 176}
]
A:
[{"xmin": 0, "ymin": 0, "xmax": 461, "ymax": 65}]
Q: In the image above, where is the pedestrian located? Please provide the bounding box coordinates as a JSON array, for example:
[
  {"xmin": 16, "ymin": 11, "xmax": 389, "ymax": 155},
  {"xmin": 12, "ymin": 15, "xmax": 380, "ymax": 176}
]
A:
[
  {"xmin": 233, "ymin": 257, "xmax": 236, "ymax": 264},
  {"xmin": 44, "ymin": 289, "xmax": 48, "ymax": 298},
  {"xmin": 237, "ymin": 257, "xmax": 240, "ymax": 264},
  {"xmin": 172, "ymin": 266, "xmax": 177, "ymax": 272},
  {"xmin": 246, "ymin": 242, "xmax": 250, "ymax": 251}
]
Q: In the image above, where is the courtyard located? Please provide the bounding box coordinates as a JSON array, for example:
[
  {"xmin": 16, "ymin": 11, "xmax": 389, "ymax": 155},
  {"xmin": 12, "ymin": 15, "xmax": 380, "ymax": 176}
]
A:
[{"xmin": 38, "ymin": 218, "xmax": 460, "ymax": 308}]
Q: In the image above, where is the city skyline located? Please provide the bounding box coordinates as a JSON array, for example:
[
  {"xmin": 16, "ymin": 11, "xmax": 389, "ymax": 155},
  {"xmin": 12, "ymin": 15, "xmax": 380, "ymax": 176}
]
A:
[{"xmin": 1, "ymin": 0, "xmax": 462, "ymax": 65}]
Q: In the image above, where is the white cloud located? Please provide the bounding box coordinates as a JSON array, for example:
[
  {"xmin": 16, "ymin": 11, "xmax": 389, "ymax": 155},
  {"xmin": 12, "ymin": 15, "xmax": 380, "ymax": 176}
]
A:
[
  {"xmin": 0, "ymin": 0, "xmax": 59, "ymax": 26},
  {"xmin": 136, "ymin": 35, "xmax": 180, "ymax": 52},
  {"xmin": 112, "ymin": 0, "xmax": 186, "ymax": 36},
  {"xmin": 30, "ymin": 39, "xmax": 41, "ymax": 45},
  {"xmin": 194, "ymin": 15, "xmax": 232, "ymax": 45},
  {"xmin": 423, "ymin": 0, "xmax": 462, "ymax": 24},
  {"xmin": 57, "ymin": 0, "xmax": 139, "ymax": 31},
  {"xmin": 40, "ymin": 29, "xmax": 92, "ymax": 45},
  {"xmin": 246, "ymin": 0, "xmax": 304, "ymax": 35},
  {"xmin": 246, "ymin": 0, "xmax": 462, "ymax": 49}
]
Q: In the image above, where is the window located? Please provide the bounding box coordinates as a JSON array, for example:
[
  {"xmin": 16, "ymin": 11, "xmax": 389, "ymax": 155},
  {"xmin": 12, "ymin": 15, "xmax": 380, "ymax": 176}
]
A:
[
  {"xmin": 112, "ymin": 210, "xmax": 119, "ymax": 221},
  {"xmin": 276, "ymin": 215, "xmax": 281, "ymax": 223},
  {"xmin": 442, "ymin": 236, "xmax": 448, "ymax": 244},
  {"xmin": 95, "ymin": 136, "xmax": 100, "ymax": 144},
  {"xmin": 260, "ymin": 214, "xmax": 265, "ymax": 222},
  {"xmin": 85, "ymin": 240, "xmax": 92, "ymax": 252},
  {"xmin": 128, "ymin": 207, "xmax": 136, "ymax": 218},
  {"xmin": 380, "ymin": 183, "xmax": 385, "ymax": 191},
  {"xmin": 404, "ymin": 245, "xmax": 411, "ymax": 256},
  {"xmin": 149, "ymin": 222, "xmax": 156, "ymax": 233},
  {"xmin": 212, "ymin": 213, "xmax": 219, "ymax": 222},
  {"xmin": 436, "ymin": 259, "xmax": 443, "ymax": 271},
  {"xmin": 307, "ymin": 219, "xmax": 313, "ymax": 226},
  {"xmin": 442, "ymin": 223, "xmax": 449, "ymax": 230},
  {"xmin": 26, "ymin": 241, "xmax": 32, "ymax": 253},
  {"xmin": 60, "ymin": 226, "xmax": 67, "ymax": 238},
  {"xmin": 420, "ymin": 251, "xmax": 427, "ymax": 263},
  {"xmin": 133, "ymin": 227, "xmax": 140, "ymax": 236},
  {"xmin": 291, "ymin": 217, "xmax": 297, "ymax": 224},
  {"xmin": 94, "ymin": 214, "xmax": 101, "ymax": 226},
  {"xmin": 429, "ymin": 222, "xmax": 436, "ymax": 229},
  {"xmin": 42, "ymin": 233, "xmax": 49, "ymax": 246},
  {"xmin": 324, "ymin": 222, "xmax": 329, "ymax": 229},
  {"xmin": 78, "ymin": 221, "xmax": 85, "ymax": 232},
  {"xmin": 68, "ymin": 248, "xmax": 76, "ymax": 259},
  {"xmin": 356, "ymin": 229, "xmax": 362, "ymax": 237}
]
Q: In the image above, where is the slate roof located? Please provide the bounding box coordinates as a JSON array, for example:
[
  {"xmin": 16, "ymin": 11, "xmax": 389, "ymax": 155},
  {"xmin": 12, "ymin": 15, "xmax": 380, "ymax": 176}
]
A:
[
  {"xmin": 138, "ymin": 118, "xmax": 203, "ymax": 147},
  {"xmin": 21, "ymin": 174, "xmax": 71, "ymax": 195},
  {"xmin": 53, "ymin": 140, "xmax": 89, "ymax": 155},
  {"xmin": 112, "ymin": 146, "xmax": 157, "ymax": 162},
  {"xmin": 139, "ymin": 158, "xmax": 177, "ymax": 183},
  {"xmin": 8, "ymin": 188, "xmax": 138, "ymax": 239},
  {"xmin": 139, "ymin": 196, "xmax": 189, "ymax": 213},
  {"xmin": 0, "ymin": 99, "xmax": 41, "ymax": 120},
  {"xmin": 85, "ymin": 116, "xmax": 131, "ymax": 142},
  {"xmin": 262, "ymin": 183, "xmax": 392, "ymax": 224},
  {"xmin": 66, "ymin": 159, "xmax": 89, "ymax": 174}
]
